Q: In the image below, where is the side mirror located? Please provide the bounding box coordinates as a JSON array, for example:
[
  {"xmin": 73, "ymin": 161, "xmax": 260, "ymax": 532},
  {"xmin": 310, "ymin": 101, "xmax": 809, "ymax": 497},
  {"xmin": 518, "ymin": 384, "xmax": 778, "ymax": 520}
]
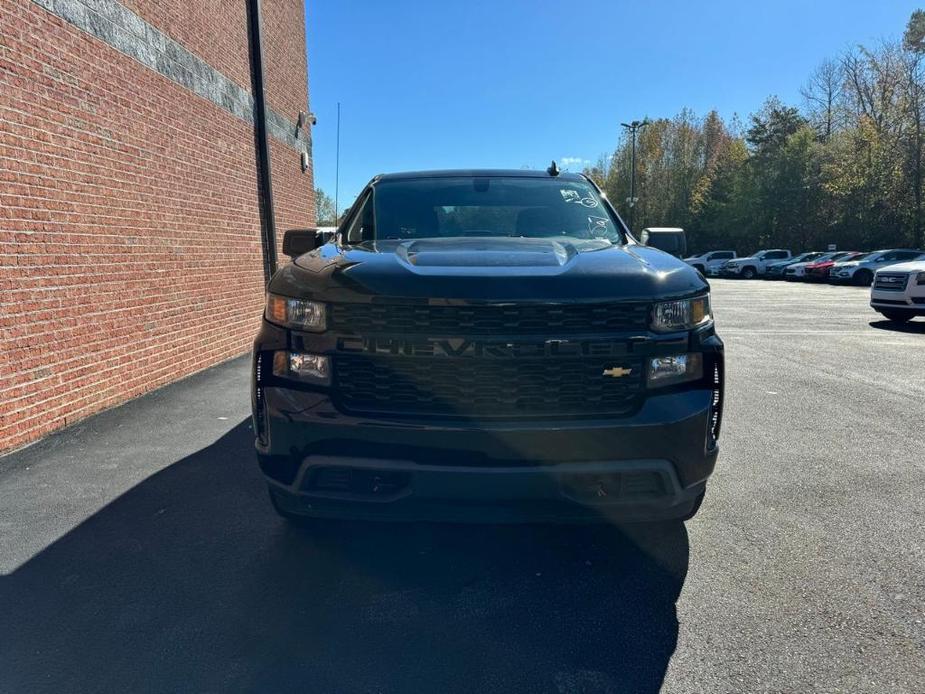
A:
[
  {"xmin": 639, "ymin": 230, "xmax": 650, "ymax": 246},
  {"xmin": 282, "ymin": 228, "xmax": 321, "ymax": 258}
]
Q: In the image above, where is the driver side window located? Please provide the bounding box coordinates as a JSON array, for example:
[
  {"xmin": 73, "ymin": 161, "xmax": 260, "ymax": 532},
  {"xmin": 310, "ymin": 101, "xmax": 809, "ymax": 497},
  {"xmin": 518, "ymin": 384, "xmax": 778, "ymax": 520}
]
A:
[{"xmin": 346, "ymin": 192, "xmax": 375, "ymax": 244}]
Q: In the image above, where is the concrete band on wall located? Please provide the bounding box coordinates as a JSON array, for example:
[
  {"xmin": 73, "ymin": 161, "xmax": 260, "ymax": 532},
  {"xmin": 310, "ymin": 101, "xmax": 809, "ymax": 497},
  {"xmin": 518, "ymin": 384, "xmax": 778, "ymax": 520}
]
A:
[{"xmin": 31, "ymin": 0, "xmax": 311, "ymax": 156}]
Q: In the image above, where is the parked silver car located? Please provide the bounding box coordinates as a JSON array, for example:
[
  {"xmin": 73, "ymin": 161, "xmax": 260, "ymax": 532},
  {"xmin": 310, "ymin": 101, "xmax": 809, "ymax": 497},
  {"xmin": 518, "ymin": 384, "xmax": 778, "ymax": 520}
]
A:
[{"xmin": 829, "ymin": 249, "xmax": 925, "ymax": 286}]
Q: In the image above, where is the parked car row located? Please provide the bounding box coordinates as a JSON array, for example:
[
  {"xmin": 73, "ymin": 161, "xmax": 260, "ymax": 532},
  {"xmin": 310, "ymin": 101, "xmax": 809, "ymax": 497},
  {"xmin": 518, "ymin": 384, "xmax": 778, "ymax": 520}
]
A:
[
  {"xmin": 685, "ymin": 248, "xmax": 925, "ymax": 285},
  {"xmin": 684, "ymin": 246, "xmax": 925, "ymax": 324}
]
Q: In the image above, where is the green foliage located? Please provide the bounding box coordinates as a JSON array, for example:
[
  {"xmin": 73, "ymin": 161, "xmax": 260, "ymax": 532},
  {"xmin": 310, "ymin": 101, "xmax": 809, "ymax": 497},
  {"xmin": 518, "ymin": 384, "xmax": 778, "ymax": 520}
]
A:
[
  {"xmin": 314, "ymin": 188, "xmax": 337, "ymax": 226},
  {"xmin": 904, "ymin": 10, "xmax": 925, "ymax": 53},
  {"xmin": 600, "ymin": 10, "xmax": 925, "ymax": 253}
]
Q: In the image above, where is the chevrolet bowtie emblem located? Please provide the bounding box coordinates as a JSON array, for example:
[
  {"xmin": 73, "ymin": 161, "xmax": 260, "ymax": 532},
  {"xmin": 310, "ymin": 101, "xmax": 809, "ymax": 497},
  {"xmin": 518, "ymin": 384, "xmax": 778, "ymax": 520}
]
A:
[{"xmin": 602, "ymin": 366, "xmax": 633, "ymax": 378}]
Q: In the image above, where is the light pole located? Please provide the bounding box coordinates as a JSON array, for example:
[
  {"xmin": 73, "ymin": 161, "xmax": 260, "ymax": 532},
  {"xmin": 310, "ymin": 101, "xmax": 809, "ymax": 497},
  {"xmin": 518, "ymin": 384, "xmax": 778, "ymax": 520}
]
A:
[
  {"xmin": 334, "ymin": 102, "xmax": 341, "ymax": 223},
  {"xmin": 620, "ymin": 119, "xmax": 649, "ymax": 232}
]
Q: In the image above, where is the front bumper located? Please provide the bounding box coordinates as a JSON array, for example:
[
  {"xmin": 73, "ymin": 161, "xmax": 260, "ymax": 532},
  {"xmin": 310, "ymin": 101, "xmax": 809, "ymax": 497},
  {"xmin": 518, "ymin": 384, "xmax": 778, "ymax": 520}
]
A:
[
  {"xmin": 871, "ymin": 286, "xmax": 925, "ymax": 314},
  {"xmin": 255, "ymin": 379, "xmax": 721, "ymax": 522},
  {"xmin": 268, "ymin": 457, "xmax": 707, "ymax": 523},
  {"xmin": 829, "ymin": 270, "xmax": 855, "ymax": 283}
]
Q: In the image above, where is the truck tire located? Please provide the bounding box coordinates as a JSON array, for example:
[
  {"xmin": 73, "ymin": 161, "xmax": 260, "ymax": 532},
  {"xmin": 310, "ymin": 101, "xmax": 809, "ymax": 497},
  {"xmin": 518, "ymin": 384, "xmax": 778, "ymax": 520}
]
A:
[
  {"xmin": 855, "ymin": 269, "xmax": 873, "ymax": 286},
  {"xmin": 741, "ymin": 266, "xmax": 757, "ymax": 280},
  {"xmin": 879, "ymin": 309, "xmax": 913, "ymax": 323}
]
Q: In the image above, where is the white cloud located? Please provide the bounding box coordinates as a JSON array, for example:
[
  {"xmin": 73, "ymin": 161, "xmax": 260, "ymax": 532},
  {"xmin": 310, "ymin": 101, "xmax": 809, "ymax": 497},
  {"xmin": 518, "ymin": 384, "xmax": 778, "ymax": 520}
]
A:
[{"xmin": 560, "ymin": 156, "xmax": 591, "ymax": 169}]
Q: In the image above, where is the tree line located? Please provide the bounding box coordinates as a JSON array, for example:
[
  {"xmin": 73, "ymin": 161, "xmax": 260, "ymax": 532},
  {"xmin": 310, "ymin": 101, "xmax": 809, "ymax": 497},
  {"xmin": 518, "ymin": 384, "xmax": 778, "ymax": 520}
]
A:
[{"xmin": 584, "ymin": 10, "xmax": 925, "ymax": 255}]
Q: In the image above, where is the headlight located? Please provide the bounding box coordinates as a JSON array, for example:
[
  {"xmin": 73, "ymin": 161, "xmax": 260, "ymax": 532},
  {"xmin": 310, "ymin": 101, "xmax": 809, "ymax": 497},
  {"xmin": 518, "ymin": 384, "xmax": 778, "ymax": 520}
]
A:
[
  {"xmin": 651, "ymin": 295, "xmax": 712, "ymax": 332},
  {"xmin": 917, "ymin": 272, "xmax": 925, "ymax": 285},
  {"xmin": 647, "ymin": 353, "xmax": 703, "ymax": 387},
  {"xmin": 265, "ymin": 293, "xmax": 326, "ymax": 331},
  {"xmin": 272, "ymin": 351, "xmax": 331, "ymax": 385}
]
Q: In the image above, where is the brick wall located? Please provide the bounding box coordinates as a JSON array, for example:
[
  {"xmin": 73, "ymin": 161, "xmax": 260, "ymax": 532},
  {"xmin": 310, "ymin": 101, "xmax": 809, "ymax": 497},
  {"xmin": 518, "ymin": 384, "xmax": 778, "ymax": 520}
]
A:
[
  {"xmin": 120, "ymin": 0, "xmax": 252, "ymax": 90},
  {"xmin": 262, "ymin": 0, "xmax": 309, "ymax": 120},
  {"xmin": 0, "ymin": 0, "xmax": 314, "ymax": 453},
  {"xmin": 262, "ymin": 0, "xmax": 315, "ymax": 250}
]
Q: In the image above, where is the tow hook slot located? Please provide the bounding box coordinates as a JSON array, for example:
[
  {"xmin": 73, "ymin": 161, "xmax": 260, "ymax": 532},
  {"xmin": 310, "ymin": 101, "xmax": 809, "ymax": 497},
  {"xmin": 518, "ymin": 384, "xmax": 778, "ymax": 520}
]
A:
[
  {"xmin": 562, "ymin": 473, "xmax": 623, "ymax": 503},
  {"xmin": 561, "ymin": 471, "xmax": 667, "ymax": 504},
  {"xmin": 304, "ymin": 467, "xmax": 411, "ymax": 498}
]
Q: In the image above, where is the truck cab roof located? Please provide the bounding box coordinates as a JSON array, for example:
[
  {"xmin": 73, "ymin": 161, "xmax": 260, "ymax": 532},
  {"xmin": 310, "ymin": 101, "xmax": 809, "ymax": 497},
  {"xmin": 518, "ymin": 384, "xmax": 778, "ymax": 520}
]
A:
[{"xmin": 373, "ymin": 169, "xmax": 588, "ymax": 183}]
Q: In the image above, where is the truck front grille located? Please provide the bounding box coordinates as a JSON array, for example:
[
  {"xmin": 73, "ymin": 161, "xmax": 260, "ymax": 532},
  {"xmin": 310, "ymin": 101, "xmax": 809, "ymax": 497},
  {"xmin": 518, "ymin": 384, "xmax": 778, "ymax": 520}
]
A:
[
  {"xmin": 874, "ymin": 273, "xmax": 909, "ymax": 291},
  {"xmin": 329, "ymin": 302, "xmax": 650, "ymax": 335},
  {"xmin": 334, "ymin": 355, "xmax": 644, "ymax": 417}
]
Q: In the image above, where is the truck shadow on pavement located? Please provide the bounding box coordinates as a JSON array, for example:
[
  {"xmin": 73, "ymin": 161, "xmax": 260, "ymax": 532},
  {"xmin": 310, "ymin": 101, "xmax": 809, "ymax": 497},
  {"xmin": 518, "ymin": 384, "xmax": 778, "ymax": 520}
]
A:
[
  {"xmin": 868, "ymin": 319, "xmax": 925, "ymax": 334},
  {"xmin": 0, "ymin": 420, "xmax": 689, "ymax": 694}
]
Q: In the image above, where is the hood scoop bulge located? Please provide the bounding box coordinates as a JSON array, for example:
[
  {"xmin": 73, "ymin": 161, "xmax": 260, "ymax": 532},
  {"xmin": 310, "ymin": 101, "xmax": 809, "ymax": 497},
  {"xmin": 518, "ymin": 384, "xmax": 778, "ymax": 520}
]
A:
[{"xmin": 397, "ymin": 238, "xmax": 577, "ymax": 268}]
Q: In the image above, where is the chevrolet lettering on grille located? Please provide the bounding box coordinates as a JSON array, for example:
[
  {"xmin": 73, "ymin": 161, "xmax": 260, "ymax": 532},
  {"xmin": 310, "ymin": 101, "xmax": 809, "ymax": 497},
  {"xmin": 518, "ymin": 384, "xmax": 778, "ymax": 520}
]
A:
[{"xmin": 336, "ymin": 336, "xmax": 635, "ymax": 358}]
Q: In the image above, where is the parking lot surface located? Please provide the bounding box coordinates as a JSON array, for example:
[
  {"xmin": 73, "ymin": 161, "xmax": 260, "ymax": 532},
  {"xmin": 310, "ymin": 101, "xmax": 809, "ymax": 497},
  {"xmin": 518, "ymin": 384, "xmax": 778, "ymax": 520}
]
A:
[{"xmin": 1, "ymin": 280, "xmax": 923, "ymax": 693}]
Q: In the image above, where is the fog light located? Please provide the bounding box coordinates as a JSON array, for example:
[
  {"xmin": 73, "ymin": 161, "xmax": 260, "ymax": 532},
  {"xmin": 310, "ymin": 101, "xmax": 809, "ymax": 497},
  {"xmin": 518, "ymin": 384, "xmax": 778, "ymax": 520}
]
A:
[
  {"xmin": 647, "ymin": 353, "xmax": 703, "ymax": 387},
  {"xmin": 272, "ymin": 351, "xmax": 331, "ymax": 385}
]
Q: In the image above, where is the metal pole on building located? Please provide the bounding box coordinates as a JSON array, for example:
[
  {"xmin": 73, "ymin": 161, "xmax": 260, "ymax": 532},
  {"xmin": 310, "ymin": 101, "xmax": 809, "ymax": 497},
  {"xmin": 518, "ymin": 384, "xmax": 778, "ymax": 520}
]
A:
[
  {"xmin": 620, "ymin": 119, "xmax": 649, "ymax": 232},
  {"xmin": 334, "ymin": 102, "xmax": 340, "ymax": 223},
  {"xmin": 246, "ymin": 0, "xmax": 277, "ymax": 282}
]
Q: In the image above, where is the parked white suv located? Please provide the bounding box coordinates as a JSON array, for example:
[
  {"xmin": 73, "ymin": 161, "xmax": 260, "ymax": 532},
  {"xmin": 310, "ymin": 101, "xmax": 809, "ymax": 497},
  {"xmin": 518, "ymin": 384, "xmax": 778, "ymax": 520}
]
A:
[
  {"xmin": 684, "ymin": 250, "xmax": 736, "ymax": 275},
  {"xmin": 870, "ymin": 260, "xmax": 925, "ymax": 323},
  {"xmin": 722, "ymin": 249, "xmax": 792, "ymax": 279},
  {"xmin": 829, "ymin": 249, "xmax": 925, "ymax": 286}
]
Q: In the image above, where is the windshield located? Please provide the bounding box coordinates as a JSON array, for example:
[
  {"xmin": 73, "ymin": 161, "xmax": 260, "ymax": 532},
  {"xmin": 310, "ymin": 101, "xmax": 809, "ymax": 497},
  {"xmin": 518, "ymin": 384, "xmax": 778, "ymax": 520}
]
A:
[{"xmin": 368, "ymin": 177, "xmax": 625, "ymax": 243}]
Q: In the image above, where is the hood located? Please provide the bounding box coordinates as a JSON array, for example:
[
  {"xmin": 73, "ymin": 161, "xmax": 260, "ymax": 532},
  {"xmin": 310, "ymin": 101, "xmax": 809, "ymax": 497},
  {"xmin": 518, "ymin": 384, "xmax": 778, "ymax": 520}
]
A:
[
  {"xmin": 271, "ymin": 237, "xmax": 708, "ymax": 303},
  {"xmin": 876, "ymin": 260, "xmax": 925, "ymax": 273},
  {"xmin": 726, "ymin": 256, "xmax": 757, "ymax": 265}
]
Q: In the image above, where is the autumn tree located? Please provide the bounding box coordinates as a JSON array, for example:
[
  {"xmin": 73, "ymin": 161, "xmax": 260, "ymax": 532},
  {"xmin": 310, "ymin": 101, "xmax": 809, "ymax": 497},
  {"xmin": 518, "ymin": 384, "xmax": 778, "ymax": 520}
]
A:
[{"xmin": 595, "ymin": 9, "xmax": 925, "ymax": 253}]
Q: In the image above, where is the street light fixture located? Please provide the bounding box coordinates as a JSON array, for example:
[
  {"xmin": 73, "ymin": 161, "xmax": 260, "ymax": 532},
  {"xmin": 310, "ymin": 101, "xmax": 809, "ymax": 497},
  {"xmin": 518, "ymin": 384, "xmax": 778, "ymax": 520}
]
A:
[{"xmin": 620, "ymin": 119, "xmax": 650, "ymax": 232}]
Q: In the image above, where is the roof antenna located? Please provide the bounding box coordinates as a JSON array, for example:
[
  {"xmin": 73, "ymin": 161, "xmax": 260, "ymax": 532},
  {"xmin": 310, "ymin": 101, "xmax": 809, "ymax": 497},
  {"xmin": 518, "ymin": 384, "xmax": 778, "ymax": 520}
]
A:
[{"xmin": 546, "ymin": 160, "xmax": 560, "ymax": 177}]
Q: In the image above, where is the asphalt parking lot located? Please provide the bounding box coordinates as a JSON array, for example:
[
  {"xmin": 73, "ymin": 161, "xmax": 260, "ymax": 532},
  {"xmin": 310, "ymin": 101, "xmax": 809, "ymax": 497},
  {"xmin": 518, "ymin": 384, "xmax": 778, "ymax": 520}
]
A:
[{"xmin": 1, "ymin": 279, "xmax": 923, "ymax": 693}]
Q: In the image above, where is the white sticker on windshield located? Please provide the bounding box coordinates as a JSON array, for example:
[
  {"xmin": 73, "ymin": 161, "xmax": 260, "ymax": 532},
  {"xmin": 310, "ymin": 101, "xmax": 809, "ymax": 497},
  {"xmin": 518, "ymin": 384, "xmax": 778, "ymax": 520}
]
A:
[
  {"xmin": 562, "ymin": 189, "xmax": 598, "ymax": 208},
  {"xmin": 588, "ymin": 216, "xmax": 610, "ymax": 236}
]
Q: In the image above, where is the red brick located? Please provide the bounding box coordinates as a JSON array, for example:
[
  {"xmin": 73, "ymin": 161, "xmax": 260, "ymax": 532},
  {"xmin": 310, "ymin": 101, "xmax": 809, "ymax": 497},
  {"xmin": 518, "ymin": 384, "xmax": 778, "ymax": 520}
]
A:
[{"xmin": 0, "ymin": 0, "xmax": 315, "ymax": 453}]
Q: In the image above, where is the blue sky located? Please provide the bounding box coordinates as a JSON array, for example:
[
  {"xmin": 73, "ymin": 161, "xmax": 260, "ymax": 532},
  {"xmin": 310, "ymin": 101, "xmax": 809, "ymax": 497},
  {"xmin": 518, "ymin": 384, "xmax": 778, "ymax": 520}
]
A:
[{"xmin": 305, "ymin": 0, "xmax": 920, "ymax": 213}]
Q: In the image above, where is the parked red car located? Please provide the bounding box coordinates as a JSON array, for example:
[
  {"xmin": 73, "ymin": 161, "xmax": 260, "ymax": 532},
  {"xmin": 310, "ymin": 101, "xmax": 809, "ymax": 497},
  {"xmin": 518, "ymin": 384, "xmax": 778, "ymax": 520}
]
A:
[{"xmin": 804, "ymin": 252, "xmax": 864, "ymax": 281}]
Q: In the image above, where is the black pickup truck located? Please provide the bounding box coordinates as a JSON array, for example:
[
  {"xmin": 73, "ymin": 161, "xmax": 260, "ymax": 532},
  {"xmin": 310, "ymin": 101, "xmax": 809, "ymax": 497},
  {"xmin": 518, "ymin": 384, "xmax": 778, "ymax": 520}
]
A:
[{"xmin": 252, "ymin": 169, "xmax": 724, "ymax": 524}]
